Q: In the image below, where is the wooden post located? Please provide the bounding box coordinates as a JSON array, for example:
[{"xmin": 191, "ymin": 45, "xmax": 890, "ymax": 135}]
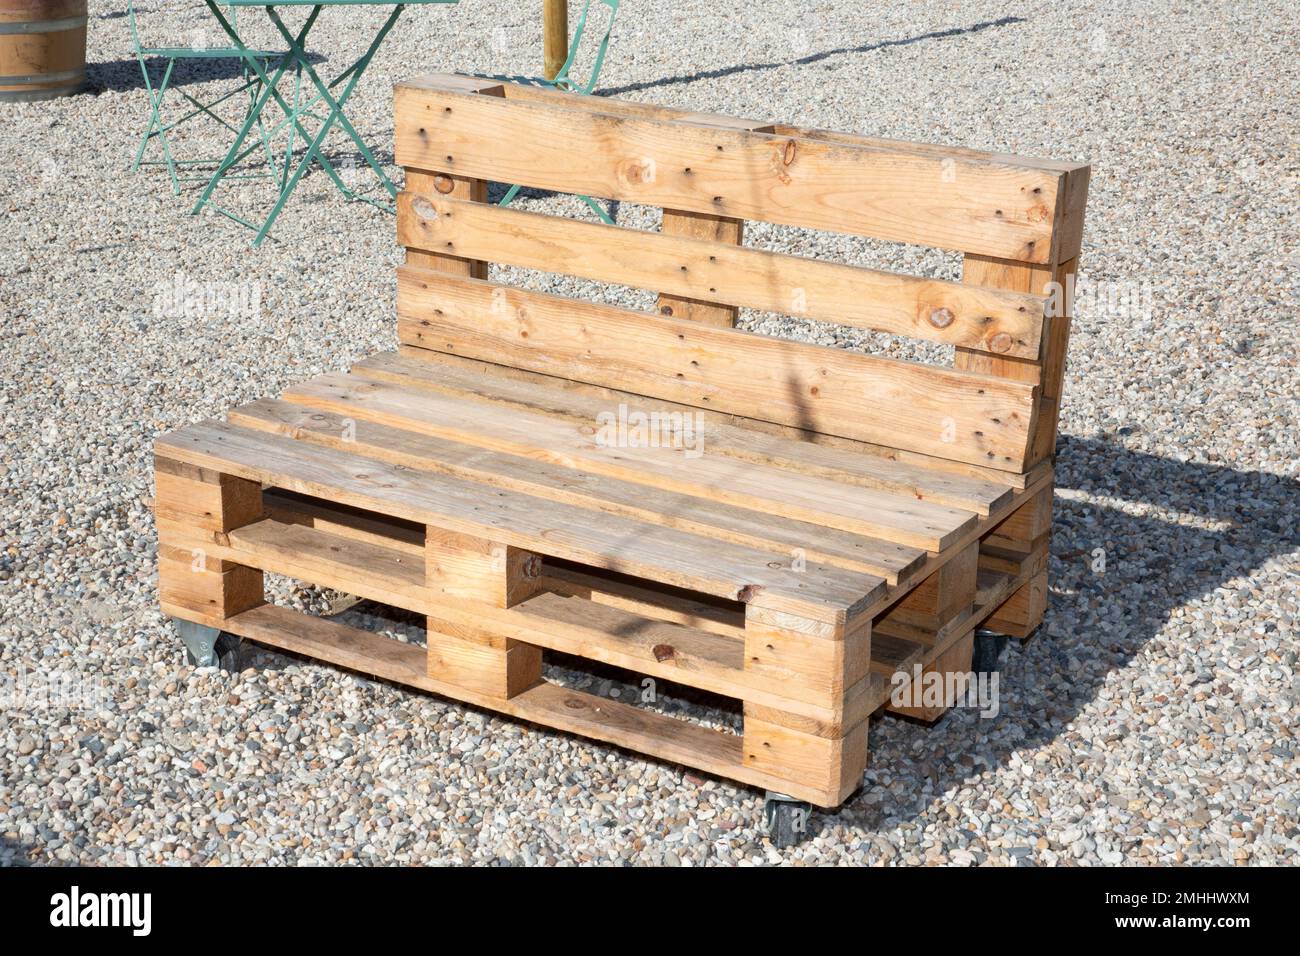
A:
[
  {"xmin": 656, "ymin": 211, "xmax": 745, "ymax": 327},
  {"xmin": 956, "ymin": 163, "xmax": 1090, "ymax": 638},
  {"xmin": 543, "ymin": 0, "xmax": 568, "ymax": 81},
  {"xmin": 425, "ymin": 528, "xmax": 544, "ymax": 699}
]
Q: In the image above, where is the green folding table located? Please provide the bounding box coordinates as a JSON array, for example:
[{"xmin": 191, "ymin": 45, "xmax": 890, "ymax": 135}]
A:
[{"xmin": 192, "ymin": 0, "xmax": 458, "ymax": 246}]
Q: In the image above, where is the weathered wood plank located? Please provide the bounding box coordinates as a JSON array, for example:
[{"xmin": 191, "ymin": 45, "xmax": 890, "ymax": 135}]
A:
[
  {"xmin": 279, "ymin": 372, "xmax": 979, "ymax": 550},
  {"xmin": 396, "ymin": 193, "xmax": 1047, "ymax": 359},
  {"xmin": 395, "ymin": 267, "xmax": 1039, "ymax": 470},
  {"xmin": 359, "ymin": 350, "xmax": 1021, "ymax": 512},
  {"xmin": 395, "ymin": 75, "xmax": 1067, "ymax": 262}
]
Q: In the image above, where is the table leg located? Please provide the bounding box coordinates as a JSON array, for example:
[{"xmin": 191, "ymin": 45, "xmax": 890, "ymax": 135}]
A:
[
  {"xmin": 264, "ymin": 5, "xmax": 404, "ymax": 202},
  {"xmin": 250, "ymin": 6, "xmax": 403, "ymax": 244},
  {"xmin": 191, "ymin": 3, "xmax": 349, "ymax": 218}
]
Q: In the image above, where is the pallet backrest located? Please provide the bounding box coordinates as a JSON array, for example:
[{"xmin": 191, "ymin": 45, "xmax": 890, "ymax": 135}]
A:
[{"xmin": 392, "ymin": 74, "xmax": 1090, "ymax": 474}]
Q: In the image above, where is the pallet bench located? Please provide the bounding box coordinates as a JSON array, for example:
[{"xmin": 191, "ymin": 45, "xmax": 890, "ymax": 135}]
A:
[{"xmin": 154, "ymin": 74, "xmax": 1089, "ymax": 842}]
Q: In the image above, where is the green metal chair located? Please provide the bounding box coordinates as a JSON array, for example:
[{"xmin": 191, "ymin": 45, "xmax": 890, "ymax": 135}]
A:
[
  {"xmin": 129, "ymin": 0, "xmax": 286, "ymax": 194},
  {"xmin": 490, "ymin": 0, "xmax": 620, "ymax": 223}
]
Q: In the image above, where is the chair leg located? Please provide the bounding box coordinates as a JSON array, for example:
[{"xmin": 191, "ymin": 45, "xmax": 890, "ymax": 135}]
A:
[
  {"xmin": 580, "ymin": 194, "xmax": 615, "ymax": 224},
  {"xmin": 249, "ymin": 67, "xmax": 281, "ymax": 183},
  {"xmin": 132, "ymin": 58, "xmax": 175, "ymax": 172},
  {"xmin": 151, "ymin": 61, "xmax": 183, "ymax": 195}
]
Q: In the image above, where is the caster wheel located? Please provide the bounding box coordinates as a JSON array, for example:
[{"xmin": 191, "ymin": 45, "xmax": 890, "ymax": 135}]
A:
[
  {"xmin": 972, "ymin": 628, "xmax": 1008, "ymax": 674},
  {"xmin": 763, "ymin": 793, "xmax": 812, "ymax": 848},
  {"xmin": 184, "ymin": 632, "xmax": 243, "ymax": 673}
]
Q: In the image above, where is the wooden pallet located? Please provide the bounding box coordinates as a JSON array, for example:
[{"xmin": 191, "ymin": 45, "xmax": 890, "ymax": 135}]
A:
[{"xmin": 154, "ymin": 76, "xmax": 1088, "ymax": 809}]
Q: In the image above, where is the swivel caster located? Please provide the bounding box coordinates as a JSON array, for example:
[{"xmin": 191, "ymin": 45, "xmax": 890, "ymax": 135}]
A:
[
  {"xmin": 173, "ymin": 619, "xmax": 243, "ymax": 673},
  {"xmin": 763, "ymin": 792, "xmax": 812, "ymax": 848},
  {"xmin": 972, "ymin": 627, "xmax": 1009, "ymax": 674}
]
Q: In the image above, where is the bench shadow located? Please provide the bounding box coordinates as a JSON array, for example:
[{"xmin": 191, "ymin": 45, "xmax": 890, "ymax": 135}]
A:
[
  {"xmin": 841, "ymin": 433, "xmax": 1297, "ymax": 837},
  {"xmin": 0, "ymin": 834, "xmax": 35, "ymax": 866},
  {"xmin": 599, "ymin": 15, "xmax": 1027, "ymax": 97}
]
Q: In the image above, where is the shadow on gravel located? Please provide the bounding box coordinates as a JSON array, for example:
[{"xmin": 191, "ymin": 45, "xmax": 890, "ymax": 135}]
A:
[
  {"xmin": 847, "ymin": 434, "xmax": 1298, "ymax": 834},
  {"xmin": 600, "ymin": 16, "xmax": 1027, "ymax": 97},
  {"xmin": 86, "ymin": 53, "xmax": 328, "ymax": 96},
  {"xmin": 0, "ymin": 835, "xmax": 34, "ymax": 867}
]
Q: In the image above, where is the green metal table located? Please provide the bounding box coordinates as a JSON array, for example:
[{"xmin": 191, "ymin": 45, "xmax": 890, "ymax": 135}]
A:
[{"xmin": 192, "ymin": 0, "xmax": 458, "ymax": 245}]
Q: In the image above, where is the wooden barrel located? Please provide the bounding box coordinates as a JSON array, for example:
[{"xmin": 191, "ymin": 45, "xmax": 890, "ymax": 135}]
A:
[{"xmin": 0, "ymin": 0, "xmax": 86, "ymax": 102}]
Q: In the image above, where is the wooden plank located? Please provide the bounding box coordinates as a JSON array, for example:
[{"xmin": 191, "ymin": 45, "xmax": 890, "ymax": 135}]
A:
[
  {"xmin": 395, "ymin": 267, "xmax": 1038, "ymax": 471},
  {"xmin": 429, "ymin": 78, "xmax": 774, "ymax": 130},
  {"xmin": 395, "ymin": 75, "xmax": 1067, "ymax": 262},
  {"xmin": 230, "ymin": 398, "xmax": 926, "ymax": 583},
  {"xmin": 506, "ymin": 591, "xmax": 848, "ymax": 717},
  {"xmin": 762, "ymin": 122, "xmax": 1092, "ymax": 178},
  {"xmin": 212, "ymin": 603, "xmax": 847, "ymax": 806},
  {"xmin": 262, "ymin": 489, "xmax": 425, "ymax": 556},
  {"xmin": 361, "ymin": 350, "xmax": 1019, "ymax": 513},
  {"xmin": 155, "ymin": 420, "xmax": 883, "ymax": 624},
  {"xmin": 220, "ymin": 518, "xmax": 426, "ymax": 611},
  {"xmin": 542, "ymin": 562, "xmax": 744, "ymax": 636},
  {"xmin": 280, "ymin": 372, "xmax": 979, "ymax": 550},
  {"xmin": 396, "ymin": 193, "xmax": 1047, "ymax": 359}
]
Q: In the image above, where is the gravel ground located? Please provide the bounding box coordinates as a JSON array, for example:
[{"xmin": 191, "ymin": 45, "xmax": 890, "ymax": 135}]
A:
[{"xmin": 2, "ymin": 0, "xmax": 1297, "ymax": 865}]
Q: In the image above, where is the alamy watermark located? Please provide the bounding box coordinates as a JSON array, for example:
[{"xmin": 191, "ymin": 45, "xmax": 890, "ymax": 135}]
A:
[
  {"xmin": 595, "ymin": 403, "xmax": 705, "ymax": 458},
  {"xmin": 152, "ymin": 272, "xmax": 262, "ymax": 321},
  {"xmin": 890, "ymin": 665, "xmax": 1000, "ymax": 718},
  {"xmin": 1045, "ymin": 273, "xmax": 1154, "ymax": 322},
  {"xmin": 1, "ymin": 668, "xmax": 108, "ymax": 714},
  {"xmin": 50, "ymin": 886, "xmax": 151, "ymax": 936}
]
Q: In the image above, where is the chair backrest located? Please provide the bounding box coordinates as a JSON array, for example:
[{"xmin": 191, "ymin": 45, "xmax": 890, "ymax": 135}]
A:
[
  {"xmin": 554, "ymin": 0, "xmax": 619, "ymax": 93},
  {"xmin": 392, "ymin": 75, "xmax": 1090, "ymax": 476},
  {"xmin": 127, "ymin": 0, "xmax": 241, "ymax": 55}
]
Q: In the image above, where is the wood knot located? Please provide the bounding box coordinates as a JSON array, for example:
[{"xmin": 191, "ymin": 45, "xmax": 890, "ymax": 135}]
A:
[
  {"xmin": 652, "ymin": 644, "xmax": 676, "ymax": 663},
  {"xmin": 521, "ymin": 554, "xmax": 543, "ymax": 578},
  {"xmin": 410, "ymin": 196, "xmax": 438, "ymax": 221},
  {"xmin": 783, "ymin": 139, "xmax": 797, "ymax": 165},
  {"xmin": 928, "ymin": 307, "xmax": 955, "ymax": 329},
  {"xmin": 432, "ymin": 174, "xmax": 455, "ymax": 194},
  {"xmin": 618, "ymin": 158, "xmax": 656, "ymax": 186},
  {"xmin": 988, "ymin": 332, "xmax": 1014, "ymax": 353}
]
